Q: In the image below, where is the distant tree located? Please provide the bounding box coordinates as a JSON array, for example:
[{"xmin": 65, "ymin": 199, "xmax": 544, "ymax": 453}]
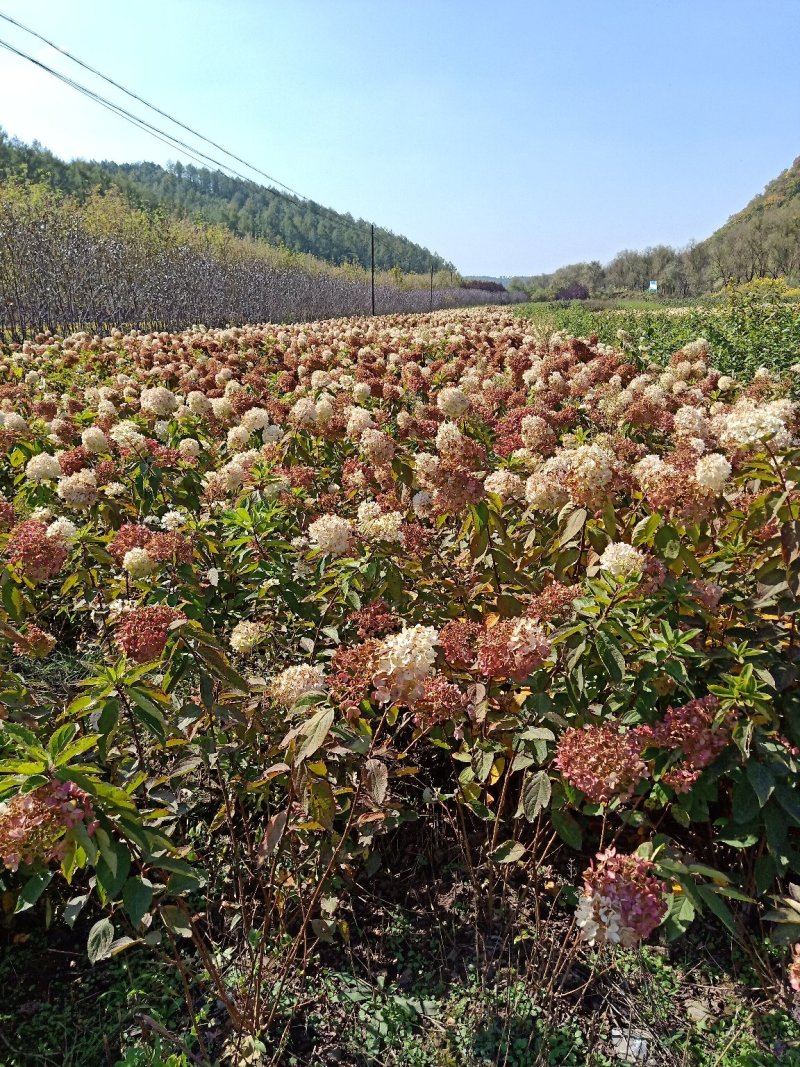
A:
[{"xmin": 554, "ymin": 281, "xmax": 589, "ymax": 301}]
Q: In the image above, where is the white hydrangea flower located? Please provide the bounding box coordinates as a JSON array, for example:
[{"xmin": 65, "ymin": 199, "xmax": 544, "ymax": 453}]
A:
[
  {"xmin": 262, "ymin": 424, "xmax": 283, "ymax": 444},
  {"xmin": 315, "ymin": 395, "xmax": 334, "ymax": 426},
  {"xmin": 46, "ymin": 517, "xmax": 79, "ymax": 544},
  {"xmin": 435, "ymin": 422, "xmax": 464, "ymax": 457},
  {"xmin": 269, "ymin": 664, "xmax": 326, "ymax": 707},
  {"xmin": 122, "ymin": 547, "xmax": 154, "ymax": 578},
  {"xmin": 178, "ymin": 438, "xmax": 201, "ymax": 458},
  {"xmin": 186, "ymin": 391, "xmax": 213, "ymax": 416},
  {"xmin": 308, "ymin": 514, "xmax": 353, "ymax": 557},
  {"xmin": 484, "ymin": 470, "xmax": 525, "ymax": 501},
  {"xmin": 140, "ymin": 386, "xmax": 178, "ymax": 417},
  {"xmin": 290, "ymin": 397, "xmax": 319, "ymax": 427},
  {"xmin": 211, "ymin": 397, "xmax": 234, "ymax": 421},
  {"xmin": 240, "ymin": 407, "xmax": 270, "ymax": 433},
  {"xmin": 229, "ymin": 620, "xmax": 266, "ymax": 654},
  {"xmin": 411, "ymin": 490, "xmax": 434, "ymax": 518},
  {"xmin": 720, "ymin": 402, "xmax": 792, "ymax": 451},
  {"xmin": 373, "ymin": 624, "xmax": 439, "ymax": 706},
  {"xmin": 360, "ymin": 428, "xmax": 395, "ymax": 465},
  {"xmin": 81, "ymin": 426, "xmax": 108, "ymax": 454},
  {"xmin": 357, "ymin": 500, "xmax": 404, "ymax": 542},
  {"xmin": 227, "ymin": 425, "xmax": 250, "ymax": 451},
  {"xmin": 695, "ymin": 453, "xmax": 731, "ymax": 494},
  {"xmin": 109, "ymin": 420, "xmax": 146, "ymax": 452},
  {"xmin": 437, "ymin": 386, "xmax": 470, "ymax": 418},
  {"xmin": 57, "ymin": 470, "xmax": 98, "ymax": 509},
  {"xmin": 633, "ymin": 454, "xmax": 668, "ymax": 489},
  {"xmin": 161, "ymin": 510, "xmax": 186, "ymax": 531},
  {"xmin": 2, "ymin": 412, "xmax": 28, "ymax": 434},
  {"xmin": 346, "ymin": 406, "xmax": 375, "ymax": 440},
  {"xmin": 673, "ymin": 405, "xmax": 708, "ymax": 438},
  {"xmin": 353, "ymin": 382, "xmax": 372, "ymax": 404},
  {"xmin": 599, "ymin": 542, "xmax": 646, "ymax": 579},
  {"xmin": 25, "ymin": 452, "xmax": 61, "ymax": 482}
]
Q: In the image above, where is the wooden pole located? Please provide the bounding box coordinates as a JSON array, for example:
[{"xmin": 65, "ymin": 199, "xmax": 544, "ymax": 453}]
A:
[
  {"xmin": 371, "ymin": 224, "xmax": 375, "ymax": 316},
  {"xmin": 430, "ymin": 261, "xmax": 434, "ymax": 311}
]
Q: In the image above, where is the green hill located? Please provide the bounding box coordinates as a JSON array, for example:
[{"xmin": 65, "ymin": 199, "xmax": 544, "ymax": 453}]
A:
[
  {"xmin": 0, "ymin": 130, "xmax": 454, "ymax": 275},
  {"xmin": 510, "ymin": 155, "xmax": 800, "ymax": 299},
  {"xmin": 718, "ymin": 155, "xmax": 800, "ymax": 232}
]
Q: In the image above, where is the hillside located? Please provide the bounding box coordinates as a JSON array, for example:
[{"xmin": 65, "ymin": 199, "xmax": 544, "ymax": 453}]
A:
[
  {"xmin": 0, "ymin": 130, "xmax": 454, "ymax": 275},
  {"xmin": 510, "ymin": 155, "xmax": 800, "ymax": 299},
  {"xmin": 718, "ymin": 155, "xmax": 800, "ymax": 232}
]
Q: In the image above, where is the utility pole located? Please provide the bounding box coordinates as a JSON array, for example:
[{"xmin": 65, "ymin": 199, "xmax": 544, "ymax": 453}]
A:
[
  {"xmin": 429, "ymin": 261, "xmax": 434, "ymax": 312},
  {"xmin": 370, "ymin": 224, "xmax": 375, "ymax": 316}
]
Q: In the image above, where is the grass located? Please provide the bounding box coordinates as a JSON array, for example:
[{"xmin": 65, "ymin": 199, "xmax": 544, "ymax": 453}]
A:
[{"xmin": 3, "ymin": 886, "xmax": 799, "ymax": 1066}]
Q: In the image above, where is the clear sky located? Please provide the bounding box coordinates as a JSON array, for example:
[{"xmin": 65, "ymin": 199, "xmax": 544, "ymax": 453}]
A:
[{"xmin": 0, "ymin": 0, "xmax": 798, "ymax": 276}]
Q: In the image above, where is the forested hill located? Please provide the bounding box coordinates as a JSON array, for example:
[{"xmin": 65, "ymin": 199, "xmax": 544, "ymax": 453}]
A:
[
  {"xmin": 509, "ymin": 155, "xmax": 800, "ymax": 299},
  {"xmin": 712, "ymin": 155, "xmax": 800, "ymax": 243},
  {"xmin": 0, "ymin": 131, "xmax": 455, "ymax": 274}
]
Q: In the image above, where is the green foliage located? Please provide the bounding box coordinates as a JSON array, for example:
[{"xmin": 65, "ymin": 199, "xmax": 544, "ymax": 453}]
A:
[
  {"xmin": 0, "ymin": 128, "xmax": 454, "ymax": 275},
  {"xmin": 518, "ymin": 285, "xmax": 800, "ymax": 378}
]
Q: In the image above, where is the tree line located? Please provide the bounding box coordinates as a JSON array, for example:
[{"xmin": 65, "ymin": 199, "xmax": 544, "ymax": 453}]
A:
[
  {"xmin": 510, "ymin": 157, "xmax": 800, "ymax": 300},
  {"xmin": 0, "ymin": 180, "xmax": 522, "ymax": 339},
  {"xmin": 0, "ymin": 131, "xmax": 454, "ymax": 276}
]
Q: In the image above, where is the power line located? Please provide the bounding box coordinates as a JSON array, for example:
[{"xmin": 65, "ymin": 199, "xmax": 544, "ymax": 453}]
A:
[
  {"xmin": 0, "ymin": 32, "xmax": 394, "ymax": 263},
  {"xmin": 0, "ymin": 12, "xmax": 444, "ymax": 266},
  {"xmin": 0, "ymin": 8, "xmax": 306, "ymax": 201},
  {"xmin": 0, "ymin": 38, "xmax": 273, "ymax": 184}
]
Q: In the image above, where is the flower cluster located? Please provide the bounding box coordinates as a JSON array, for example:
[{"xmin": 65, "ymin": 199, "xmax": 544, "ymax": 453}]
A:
[
  {"xmin": 476, "ymin": 618, "xmax": 551, "ymax": 681},
  {"xmin": 114, "ymin": 604, "xmax": 186, "ymax": 663},
  {"xmin": 637, "ymin": 696, "xmax": 735, "ymax": 793},
  {"xmin": 576, "ymin": 849, "xmax": 667, "ymax": 947},
  {"xmin": 555, "ymin": 724, "xmax": 648, "ymax": 804},
  {"xmin": 0, "ymin": 779, "xmax": 96, "ymax": 871},
  {"xmin": 269, "ymin": 664, "xmax": 326, "ymax": 707},
  {"xmin": 372, "ymin": 625, "xmax": 439, "ymax": 706}
]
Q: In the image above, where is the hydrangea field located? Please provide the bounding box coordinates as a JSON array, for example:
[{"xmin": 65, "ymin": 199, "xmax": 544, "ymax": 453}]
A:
[{"xmin": 2, "ymin": 307, "xmax": 800, "ymax": 1061}]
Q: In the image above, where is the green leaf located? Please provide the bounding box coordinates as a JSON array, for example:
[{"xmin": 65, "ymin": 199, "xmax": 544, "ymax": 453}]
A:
[
  {"xmin": 488, "ymin": 840, "xmax": 527, "ymax": 864},
  {"xmin": 48, "ymin": 724, "xmax": 78, "ymax": 761},
  {"xmin": 122, "ymin": 877, "xmax": 154, "ymax": 929},
  {"xmin": 63, "ymin": 893, "xmax": 89, "ymax": 928},
  {"xmin": 664, "ymin": 890, "xmax": 696, "ymax": 940},
  {"xmin": 595, "ymin": 631, "xmax": 625, "ymax": 683},
  {"xmin": 190, "ymin": 643, "xmax": 248, "ymax": 692},
  {"xmin": 161, "ymin": 905, "xmax": 193, "ymax": 938},
  {"xmin": 54, "ymin": 735, "xmax": 98, "ymax": 767},
  {"xmin": 87, "ymin": 918, "xmax": 115, "ymax": 963},
  {"xmin": 746, "ymin": 762, "xmax": 775, "ymax": 808},
  {"xmin": 522, "ymin": 770, "xmax": 551, "ymax": 822},
  {"xmin": 776, "ymin": 784, "xmax": 800, "ymax": 825},
  {"xmin": 655, "ymin": 525, "xmax": 681, "ymax": 560},
  {"xmin": 96, "ymin": 838, "xmax": 131, "ymax": 900},
  {"xmin": 551, "ymin": 810, "xmax": 582, "ymax": 850},
  {"xmin": 14, "ymin": 871, "xmax": 53, "ymax": 913},
  {"xmin": 126, "ymin": 689, "xmax": 168, "ymax": 743},
  {"xmin": 696, "ymin": 884, "xmax": 739, "ymax": 940},
  {"xmin": 296, "ymin": 707, "xmax": 334, "ymax": 763},
  {"xmin": 558, "ymin": 509, "xmax": 587, "ymax": 548}
]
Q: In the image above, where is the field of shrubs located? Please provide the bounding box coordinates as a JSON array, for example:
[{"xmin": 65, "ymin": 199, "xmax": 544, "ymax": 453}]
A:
[
  {"xmin": 519, "ymin": 280, "xmax": 800, "ymax": 382},
  {"xmin": 2, "ymin": 307, "xmax": 800, "ymax": 1064}
]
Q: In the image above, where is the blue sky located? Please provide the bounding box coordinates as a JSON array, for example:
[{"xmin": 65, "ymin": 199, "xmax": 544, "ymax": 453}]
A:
[{"xmin": 0, "ymin": 0, "xmax": 798, "ymax": 275}]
